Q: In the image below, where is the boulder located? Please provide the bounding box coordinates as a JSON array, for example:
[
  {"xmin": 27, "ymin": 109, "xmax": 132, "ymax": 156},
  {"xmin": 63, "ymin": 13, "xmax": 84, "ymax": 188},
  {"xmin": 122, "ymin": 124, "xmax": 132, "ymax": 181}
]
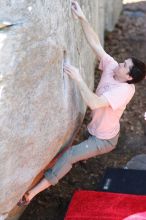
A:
[{"xmin": 0, "ymin": 0, "xmax": 122, "ymax": 219}]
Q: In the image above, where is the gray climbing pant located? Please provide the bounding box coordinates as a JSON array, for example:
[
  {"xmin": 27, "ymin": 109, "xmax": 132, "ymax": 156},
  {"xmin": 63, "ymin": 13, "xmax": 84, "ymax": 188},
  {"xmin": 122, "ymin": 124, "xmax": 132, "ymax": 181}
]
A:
[{"xmin": 44, "ymin": 133, "xmax": 119, "ymax": 185}]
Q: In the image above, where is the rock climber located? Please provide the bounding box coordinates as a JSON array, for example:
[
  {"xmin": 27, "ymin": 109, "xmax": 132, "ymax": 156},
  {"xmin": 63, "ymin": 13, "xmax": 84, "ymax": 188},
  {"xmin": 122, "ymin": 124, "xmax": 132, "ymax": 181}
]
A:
[{"xmin": 17, "ymin": 0, "xmax": 146, "ymax": 206}]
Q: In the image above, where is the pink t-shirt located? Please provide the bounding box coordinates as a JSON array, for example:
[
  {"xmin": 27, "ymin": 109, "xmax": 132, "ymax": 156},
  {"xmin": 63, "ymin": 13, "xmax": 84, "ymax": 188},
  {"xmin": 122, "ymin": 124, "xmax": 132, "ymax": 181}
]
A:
[{"xmin": 87, "ymin": 53, "xmax": 135, "ymax": 139}]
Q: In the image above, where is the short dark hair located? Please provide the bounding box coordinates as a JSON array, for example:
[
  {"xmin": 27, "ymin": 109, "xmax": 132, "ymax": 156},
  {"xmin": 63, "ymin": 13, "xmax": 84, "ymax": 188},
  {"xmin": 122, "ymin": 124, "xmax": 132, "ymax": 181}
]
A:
[{"xmin": 127, "ymin": 57, "xmax": 146, "ymax": 84}]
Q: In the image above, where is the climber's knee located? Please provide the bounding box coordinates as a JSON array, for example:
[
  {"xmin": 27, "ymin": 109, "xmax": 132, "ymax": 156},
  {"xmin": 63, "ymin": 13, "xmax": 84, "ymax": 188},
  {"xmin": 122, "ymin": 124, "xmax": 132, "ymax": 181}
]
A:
[{"xmin": 44, "ymin": 169, "xmax": 59, "ymax": 186}]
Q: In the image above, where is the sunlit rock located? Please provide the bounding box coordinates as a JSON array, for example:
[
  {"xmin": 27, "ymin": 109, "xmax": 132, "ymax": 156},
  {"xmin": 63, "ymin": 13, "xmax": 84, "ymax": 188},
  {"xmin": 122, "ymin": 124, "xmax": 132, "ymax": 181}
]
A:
[{"xmin": 0, "ymin": 0, "xmax": 122, "ymax": 219}]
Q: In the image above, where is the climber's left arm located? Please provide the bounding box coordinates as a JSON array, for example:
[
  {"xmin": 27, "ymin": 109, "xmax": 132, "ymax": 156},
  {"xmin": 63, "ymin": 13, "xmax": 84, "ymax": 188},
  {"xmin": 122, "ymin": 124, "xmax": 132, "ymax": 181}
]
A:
[{"xmin": 71, "ymin": 1, "xmax": 106, "ymax": 61}]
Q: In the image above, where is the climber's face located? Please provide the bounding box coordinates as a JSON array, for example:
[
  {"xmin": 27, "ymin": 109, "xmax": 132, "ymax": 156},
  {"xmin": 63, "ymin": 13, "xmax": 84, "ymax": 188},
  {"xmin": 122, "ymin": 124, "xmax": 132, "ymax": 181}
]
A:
[{"xmin": 113, "ymin": 58, "xmax": 133, "ymax": 82}]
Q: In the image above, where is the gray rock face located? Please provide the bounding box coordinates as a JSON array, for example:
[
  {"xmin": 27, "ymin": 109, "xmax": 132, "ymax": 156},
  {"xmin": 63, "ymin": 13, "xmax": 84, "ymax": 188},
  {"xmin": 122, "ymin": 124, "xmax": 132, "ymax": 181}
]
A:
[
  {"xmin": 126, "ymin": 154, "xmax": 146, "ymax": 170},
  {"xmin": 0, "ymin": 0, "xmax": 122, "ymax": 219},
  {"xmin": 105, "ymin": 0, "xmax": 123, "ymax": 31}
]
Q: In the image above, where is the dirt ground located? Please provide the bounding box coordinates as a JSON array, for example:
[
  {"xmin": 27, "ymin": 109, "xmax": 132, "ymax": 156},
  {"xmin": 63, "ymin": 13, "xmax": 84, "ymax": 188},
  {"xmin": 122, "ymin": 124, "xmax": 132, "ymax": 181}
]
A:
[{"xmin": 20, "ymin": 1, "xmax": 146, "ymax": 220}]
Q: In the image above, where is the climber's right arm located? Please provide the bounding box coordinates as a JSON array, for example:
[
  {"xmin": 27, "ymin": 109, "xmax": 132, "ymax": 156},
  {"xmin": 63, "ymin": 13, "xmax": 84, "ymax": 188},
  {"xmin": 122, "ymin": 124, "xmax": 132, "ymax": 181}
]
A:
[{"xmin": 71, "ymin": 1, "xmax": 106, "ymax": 61}]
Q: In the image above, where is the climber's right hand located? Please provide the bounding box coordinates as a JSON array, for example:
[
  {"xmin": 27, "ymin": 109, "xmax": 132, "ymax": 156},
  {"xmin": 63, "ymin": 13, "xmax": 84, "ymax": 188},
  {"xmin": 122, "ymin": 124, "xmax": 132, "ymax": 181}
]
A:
[
  {"xmin": 63, "ymin": 64, "xmax": 82, "ymax": 83},
  {"xmin": 71, "ymin": 1, "xmax": 86, "ymax": 20}
]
